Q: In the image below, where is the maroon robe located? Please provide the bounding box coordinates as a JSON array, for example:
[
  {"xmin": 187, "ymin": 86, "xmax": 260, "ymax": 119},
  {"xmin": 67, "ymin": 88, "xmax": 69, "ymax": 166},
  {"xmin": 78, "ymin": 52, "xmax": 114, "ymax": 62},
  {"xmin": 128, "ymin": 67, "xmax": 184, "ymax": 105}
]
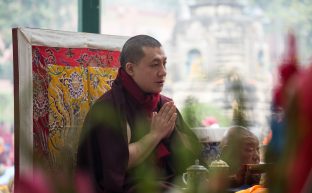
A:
[{"xmin": 76, "ymin": 73, "xmax": 202, "ymax": 193}]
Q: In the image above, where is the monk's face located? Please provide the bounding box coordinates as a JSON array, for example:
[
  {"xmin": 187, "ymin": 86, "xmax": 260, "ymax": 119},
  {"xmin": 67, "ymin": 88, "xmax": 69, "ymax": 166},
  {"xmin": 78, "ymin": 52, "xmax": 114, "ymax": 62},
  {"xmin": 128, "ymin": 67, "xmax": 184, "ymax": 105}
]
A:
[
  {"xmin": 128, "ymin": 46, "xmax": 167, "ymax": 93},
  {"xmin": 240, "ymin": 136, "xmax": 260, "ymax": 165}
]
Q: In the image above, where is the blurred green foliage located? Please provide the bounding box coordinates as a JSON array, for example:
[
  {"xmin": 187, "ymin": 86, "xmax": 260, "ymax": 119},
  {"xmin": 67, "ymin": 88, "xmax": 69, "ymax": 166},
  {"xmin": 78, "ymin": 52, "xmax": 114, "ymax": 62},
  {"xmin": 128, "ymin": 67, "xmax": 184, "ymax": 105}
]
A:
[
  {"xmin": 181, "ymin": 96, "xmax": 230, "ymax": 128},
  {"xmin": 0, "ymin": 0, "xmax": 77, "ymax": 81},
  {"xmin": 0, "ymin": 0, "xmax": 76, "ymax": 46}
]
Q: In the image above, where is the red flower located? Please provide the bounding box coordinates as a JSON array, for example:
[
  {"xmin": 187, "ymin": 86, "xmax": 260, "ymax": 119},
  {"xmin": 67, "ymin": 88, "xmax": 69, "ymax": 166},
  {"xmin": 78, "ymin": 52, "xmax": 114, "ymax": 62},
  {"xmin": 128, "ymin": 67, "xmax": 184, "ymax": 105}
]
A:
[{"xmin": 15, "ymin": 169, "xmax": 53, "ymax": 193}]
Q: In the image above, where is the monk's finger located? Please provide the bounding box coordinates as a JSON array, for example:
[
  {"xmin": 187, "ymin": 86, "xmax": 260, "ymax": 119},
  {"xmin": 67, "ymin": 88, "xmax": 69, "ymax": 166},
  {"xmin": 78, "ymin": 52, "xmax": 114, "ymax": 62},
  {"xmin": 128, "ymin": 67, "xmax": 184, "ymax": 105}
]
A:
[
  {"xmin": 165, "ymin": 105, "xmax": 176, "ymax": 122},
  {"xmin": 168, "ymin": 113, "xmax": 177, "ymax": 130},
  {"xmin": 158, "ymin": 101, "xmax": 173, "ymax": 117}
]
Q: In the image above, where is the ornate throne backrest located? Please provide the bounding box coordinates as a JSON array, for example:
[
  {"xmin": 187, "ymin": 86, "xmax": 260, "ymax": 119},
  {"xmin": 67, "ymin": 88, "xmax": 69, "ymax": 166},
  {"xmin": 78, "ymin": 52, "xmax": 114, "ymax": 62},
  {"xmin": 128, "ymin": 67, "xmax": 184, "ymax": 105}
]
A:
[{"xmin": 12, "ymin": 27, "xmax": 128, "ymax": 178}]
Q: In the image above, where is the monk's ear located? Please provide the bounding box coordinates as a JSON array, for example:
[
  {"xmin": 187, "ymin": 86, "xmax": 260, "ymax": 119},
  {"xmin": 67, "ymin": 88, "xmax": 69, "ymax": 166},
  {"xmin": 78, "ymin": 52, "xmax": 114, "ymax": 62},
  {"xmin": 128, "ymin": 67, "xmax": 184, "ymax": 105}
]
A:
[{"xmin": 125, "ymin": 62, "xmax": 134, "ymax": 76}]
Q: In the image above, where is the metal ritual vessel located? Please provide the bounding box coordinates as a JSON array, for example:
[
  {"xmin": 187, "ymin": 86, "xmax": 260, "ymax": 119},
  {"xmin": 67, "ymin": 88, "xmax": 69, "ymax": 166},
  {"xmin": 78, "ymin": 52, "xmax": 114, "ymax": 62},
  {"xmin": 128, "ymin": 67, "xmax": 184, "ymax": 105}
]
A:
[{"xmin": 182, "ymin": 159, "xmax": 208, "ymax": 192}]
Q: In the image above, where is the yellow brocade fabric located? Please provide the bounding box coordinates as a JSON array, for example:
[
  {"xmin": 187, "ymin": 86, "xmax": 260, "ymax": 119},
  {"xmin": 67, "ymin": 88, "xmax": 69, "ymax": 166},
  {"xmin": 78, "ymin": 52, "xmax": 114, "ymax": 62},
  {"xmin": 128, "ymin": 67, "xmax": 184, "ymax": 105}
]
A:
[
  {"xmin": 47, "ymin": 64, "xmax": 118, "ymax": 168},
  {"xmin": 87, "ymin": 67, "xmax": 118, "ymax": 104}
]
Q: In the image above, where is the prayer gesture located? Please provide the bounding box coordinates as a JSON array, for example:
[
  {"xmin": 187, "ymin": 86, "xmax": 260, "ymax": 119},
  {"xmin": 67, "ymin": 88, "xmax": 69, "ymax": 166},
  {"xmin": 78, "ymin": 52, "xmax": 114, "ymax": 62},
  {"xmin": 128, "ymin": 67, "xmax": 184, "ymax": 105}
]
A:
[{"xmin": 150, "ymin": 101, "xmax": 177, "ymax": 140}]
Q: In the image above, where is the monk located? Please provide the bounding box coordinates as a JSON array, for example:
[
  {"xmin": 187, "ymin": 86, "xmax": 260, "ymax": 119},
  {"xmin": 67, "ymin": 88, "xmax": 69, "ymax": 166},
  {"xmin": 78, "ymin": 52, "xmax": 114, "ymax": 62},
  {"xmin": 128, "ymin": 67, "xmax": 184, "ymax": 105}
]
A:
[
  {"xmin": 76, "ymin": 35, "xmax": 202, "ymax": 193},
  {"xmin": 219, "ymin": 126, "xmax": 261, "ymax": 190}
]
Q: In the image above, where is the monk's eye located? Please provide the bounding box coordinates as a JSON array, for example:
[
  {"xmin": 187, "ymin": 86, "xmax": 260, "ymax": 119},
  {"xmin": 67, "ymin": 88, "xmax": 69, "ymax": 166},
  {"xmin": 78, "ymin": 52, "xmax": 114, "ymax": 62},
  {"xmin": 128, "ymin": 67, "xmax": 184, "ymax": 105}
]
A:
[
  {"xmin": 244, "ymin": 147, "xmax": 253, "ymax": 153},
  {"xmin": 150, "ymin": 63, "xmax": 159, "ymax": 67}
]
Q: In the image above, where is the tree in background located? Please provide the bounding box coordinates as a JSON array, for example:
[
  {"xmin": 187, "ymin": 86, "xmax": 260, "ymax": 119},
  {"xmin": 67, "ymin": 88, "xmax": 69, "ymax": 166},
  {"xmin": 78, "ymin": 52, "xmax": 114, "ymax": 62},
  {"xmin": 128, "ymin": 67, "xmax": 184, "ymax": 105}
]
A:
[
  {"xmin": 0, "ymin": 0, "xmax": 77, "ymax": 80},
  {"xmin": 248, "ymin": 0, "xmax": 312, "ymax": 64}
]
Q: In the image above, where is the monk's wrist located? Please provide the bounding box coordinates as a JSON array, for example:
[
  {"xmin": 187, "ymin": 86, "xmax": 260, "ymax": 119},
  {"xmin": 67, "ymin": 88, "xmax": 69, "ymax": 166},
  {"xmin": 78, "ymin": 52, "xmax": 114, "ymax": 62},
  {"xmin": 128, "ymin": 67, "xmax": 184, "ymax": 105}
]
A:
[{"xmin": 148, "ymin": 130, "xmax": 162, "ymax": 144}]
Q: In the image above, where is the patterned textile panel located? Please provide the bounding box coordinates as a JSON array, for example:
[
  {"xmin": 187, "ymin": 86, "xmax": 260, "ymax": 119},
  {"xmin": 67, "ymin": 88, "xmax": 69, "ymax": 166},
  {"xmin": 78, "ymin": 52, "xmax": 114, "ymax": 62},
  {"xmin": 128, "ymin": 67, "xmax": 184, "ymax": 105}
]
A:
[{"xmin": 32, "ymin": 46, "xmax": 120, "ymax": 169}]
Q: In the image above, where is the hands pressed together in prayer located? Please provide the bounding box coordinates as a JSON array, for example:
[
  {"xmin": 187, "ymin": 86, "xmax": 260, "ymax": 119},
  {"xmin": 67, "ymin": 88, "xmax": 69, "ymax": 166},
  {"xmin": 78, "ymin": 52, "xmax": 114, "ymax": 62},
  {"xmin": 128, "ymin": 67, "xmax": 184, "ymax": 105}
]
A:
[
  {"xmin": 151, "ymin": 101, "xmax": 177, "ymax": 140},
  {"xmin": 128, "ymin": 101, "xmax": 177, "ymax": 169}
]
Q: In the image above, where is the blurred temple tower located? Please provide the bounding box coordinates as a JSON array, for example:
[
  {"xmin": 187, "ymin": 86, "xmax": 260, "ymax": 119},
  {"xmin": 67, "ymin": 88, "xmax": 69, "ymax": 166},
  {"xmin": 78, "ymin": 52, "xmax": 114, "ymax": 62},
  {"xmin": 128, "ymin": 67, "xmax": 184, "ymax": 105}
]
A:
[{"xmin": 167, "ymin": 0, "xmax": 272, "ymax": 134}]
